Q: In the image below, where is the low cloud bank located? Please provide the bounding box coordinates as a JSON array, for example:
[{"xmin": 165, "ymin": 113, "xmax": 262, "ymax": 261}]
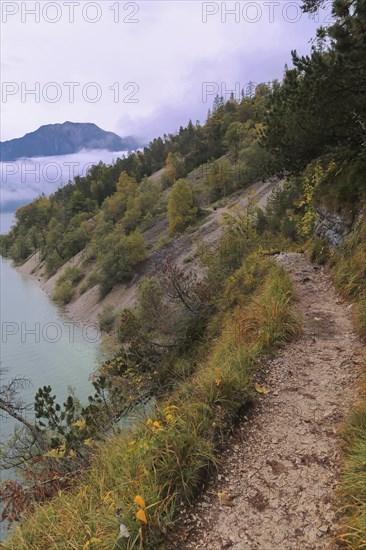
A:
[{"xmin": 0, "ymin": 149, "xmax": 129, "ymax": 220}]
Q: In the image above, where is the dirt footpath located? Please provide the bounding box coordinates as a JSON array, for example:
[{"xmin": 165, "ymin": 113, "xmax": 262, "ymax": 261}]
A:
[{"xmin": 167, "ymin": 253, "xmax": 364, "ymax": 550}]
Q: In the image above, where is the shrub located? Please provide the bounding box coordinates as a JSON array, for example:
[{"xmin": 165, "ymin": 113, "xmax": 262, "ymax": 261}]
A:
[
  {"xmin": 52, "ymin": 266, "xmax": 83, "ymax": 304},
  {"xmin": 167, "ymin": 179, "xmax": 198, "ymax": 234},
  {"xmin": 79, "ymin": 271, "xmax": 100, "ymax": 294},
  {"xmin": 98, "ymin": 305, "xmax": 117, "ymax": 333},
  {"xmin": 61, "ymin": 266, "xmax": 83, "ymax": 285},
  {"xmin": 45, "ymin": 250, "xmax": 63, "ymax": 277},
  {"xmin": 280, "ymin": 215, "xmax": 298, "ymax": 241},
  {"xmin": 97, "ymin": 230, "xmax": 147, "ymax": 296},
  {"xmin": 307, "ymin": 236, "xmax": 330, "ymax": 265},
  {"xmin": 53, "ymin": 281, "xmax": 74, "ymax": 305},
  {"xmin": 136, "ymin": 277, "xmax": 164, "ymax": 334}
]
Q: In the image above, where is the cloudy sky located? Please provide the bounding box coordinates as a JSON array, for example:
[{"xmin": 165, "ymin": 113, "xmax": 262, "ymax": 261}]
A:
[
  {"xmin": 0, "ymin": 0, "xmax": 332, "ymax": 230},
  {"xmin": 1, "ymin": 1, "xmax": 332, "ymax": 142}
]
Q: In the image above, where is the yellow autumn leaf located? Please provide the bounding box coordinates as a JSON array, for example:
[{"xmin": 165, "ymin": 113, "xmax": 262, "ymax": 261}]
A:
[
  {"xmin": 254, "ymin": 383, "xmax": 271, "ymax": 394},
  {"xmin": 44, "ymin": 444, "xmax": 66, "ymax": 459},
  {"xmin": 84, "ymin": 438, "xmax": 94, "ymax": 447},
  {"xmin": 73, "ymin": 418, "xmax": 86, "ymax": 431},
  {"xmin": 134, "ymin": 495, "xmax": 146, "ymax": 508},
  {"xmin": 215, "ymin": 379, "xmax": 221, "ymax": 386},
  {"xmin": 136, "ymin": 508, "xmax": 147, "ymax": 524},
  {"xmin": 44, "ymin": 448, "xmax": 60, "ymax": 459},
  {"xmin": 60, "ymin": 443, "xmax": 66, "ymax": 452},
  {"xmin": 90, "ymin": 538, "xmax": 101, "ymax": 544},
  {"xmin": 69, "ymin": 449, "xmax": 77, "ymax": 458}
]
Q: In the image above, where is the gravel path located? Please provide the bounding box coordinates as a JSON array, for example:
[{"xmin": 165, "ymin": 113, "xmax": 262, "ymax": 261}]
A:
[{"xmin": 167, "ymin": 253, "xmax": 364, "ymax": 550}]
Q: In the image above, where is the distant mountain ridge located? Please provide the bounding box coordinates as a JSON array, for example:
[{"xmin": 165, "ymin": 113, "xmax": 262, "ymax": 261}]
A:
[{"xmin": 0, "ymin": 122, "xmax": 139, "ymax": 161}]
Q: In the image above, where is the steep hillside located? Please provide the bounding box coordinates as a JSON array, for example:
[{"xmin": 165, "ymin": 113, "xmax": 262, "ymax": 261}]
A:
[{"xmin": 17, "ymin": 177, "xmax": 278, "ymax": 326}]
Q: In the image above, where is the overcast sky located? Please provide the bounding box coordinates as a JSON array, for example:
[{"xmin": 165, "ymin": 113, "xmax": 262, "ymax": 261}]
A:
[{"xmin": 1, "ymin": 1, "xmax": 331, "ymax": 142}]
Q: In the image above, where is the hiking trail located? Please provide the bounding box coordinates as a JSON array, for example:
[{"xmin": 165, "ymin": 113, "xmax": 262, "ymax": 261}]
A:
[{"xmin": 168, "ymin": 252, "xmax": 364, "ymax": 550}]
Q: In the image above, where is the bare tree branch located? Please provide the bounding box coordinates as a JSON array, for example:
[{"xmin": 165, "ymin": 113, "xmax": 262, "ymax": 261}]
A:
[{"xmin": 0, "ymin": 368, "xmax": 47, "ymax": 452}]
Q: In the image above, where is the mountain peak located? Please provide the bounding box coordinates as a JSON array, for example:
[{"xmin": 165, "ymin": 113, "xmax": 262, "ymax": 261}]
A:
[{"xmin": 0, "ymin": 122, "xmax": 139, "ymax": 161}]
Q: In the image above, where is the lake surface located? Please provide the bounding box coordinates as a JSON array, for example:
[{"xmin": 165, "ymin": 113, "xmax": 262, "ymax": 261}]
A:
[
  {"xmin": 0, "ymin": 259, "xmax": 101, "ymax": 435},
  {"xmin": 0, "ymin": 259, "xmax": 101, "ymax": 539}
]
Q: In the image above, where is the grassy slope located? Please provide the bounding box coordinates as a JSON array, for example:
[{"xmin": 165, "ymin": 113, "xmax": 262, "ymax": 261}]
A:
[
  {"xmin": 326, "ymin": 214, "xmax": 366, "ymax": 548},
  {"xmin": 2, "ymin": 254, "xmax": 299, "ymax": 549},
  {"xmin": 338, "ymin": 386, "xmax": 366, "ymax": 548},
  {"xmin": 309, "ymin": 211, "xmax": 366, "ymax": 548},
  {"xmin": 329, "ymin": 214, "xmax": 366, "ymax": 341}
]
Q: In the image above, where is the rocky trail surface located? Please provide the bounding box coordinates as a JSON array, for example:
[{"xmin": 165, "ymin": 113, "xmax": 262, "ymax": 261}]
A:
[{"xmin": 167, "ymin": 253, "xmax": 364, "ymax": 550}]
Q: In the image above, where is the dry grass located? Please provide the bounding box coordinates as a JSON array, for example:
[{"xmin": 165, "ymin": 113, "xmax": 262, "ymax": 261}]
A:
[
  {"xmin": 329, "ymin": 213, "xmax": 366, "ymax": 340},
  {"xmin": 325, "ymin": 213, "xmax": 366, "ymax": 548},
  {"xmin": 338, "ymin": 373, "xmax": 366, "ymax": 549}
]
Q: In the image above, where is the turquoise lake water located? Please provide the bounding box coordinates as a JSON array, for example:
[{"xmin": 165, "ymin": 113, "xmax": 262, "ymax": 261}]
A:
[{"xmin": 0, "ymin": 259, "xmax": 101, "ymax": 539}]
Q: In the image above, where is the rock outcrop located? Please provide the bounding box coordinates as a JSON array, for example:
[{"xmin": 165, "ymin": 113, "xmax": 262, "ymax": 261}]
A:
[{"xmin": 315, "ymin": 204, "xmax": 355, "ymax": 247}]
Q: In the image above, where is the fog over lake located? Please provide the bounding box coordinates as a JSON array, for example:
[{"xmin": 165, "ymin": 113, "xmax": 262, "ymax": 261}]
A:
[{"xmin": 0, "ymin": 149, "xmax": 129, "ymax": 233}]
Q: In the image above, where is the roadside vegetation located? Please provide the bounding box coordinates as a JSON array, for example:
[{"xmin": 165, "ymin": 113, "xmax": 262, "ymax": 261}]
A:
[
  {"xmin": 338, "ymin": 385, "xmax": 366, "ymax": 548},
  {"xmin": 329, "ymin": 215, "xmax": 366, "ymax": 340},
  {"xmin": 313, "ymin": 213, "xmax": 366, "ymax": 548}
]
